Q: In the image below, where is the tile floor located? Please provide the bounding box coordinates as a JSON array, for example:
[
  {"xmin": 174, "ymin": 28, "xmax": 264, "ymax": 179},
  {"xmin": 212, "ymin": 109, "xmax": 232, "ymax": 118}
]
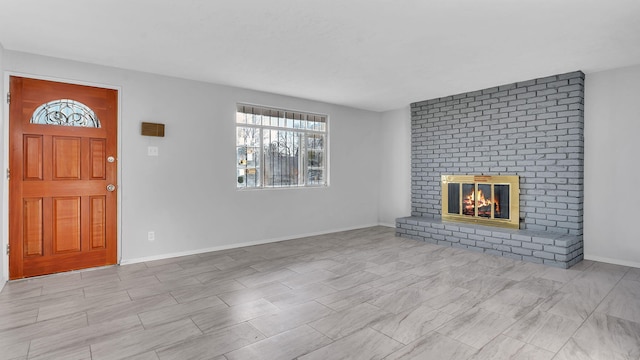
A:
[{"xmin": 0, "ymin": 226, "xmax": 639, "ymax": 360}]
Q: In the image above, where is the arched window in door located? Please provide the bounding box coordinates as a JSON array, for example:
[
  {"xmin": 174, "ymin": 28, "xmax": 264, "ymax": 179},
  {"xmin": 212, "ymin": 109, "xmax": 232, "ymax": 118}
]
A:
[{"xmin": 30, "ymin": 99, "xmax": 101, "ymax": 128}]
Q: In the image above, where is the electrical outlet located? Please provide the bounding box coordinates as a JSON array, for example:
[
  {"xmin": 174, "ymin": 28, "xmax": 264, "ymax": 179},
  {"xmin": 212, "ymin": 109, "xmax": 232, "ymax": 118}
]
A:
[
  {"xmin": 147, "ymin": 146, "xmax": 159, "ymax": 156},
  {"xmin": 148, "ymin": 231, "xmax": 155, "ymax": 242}
]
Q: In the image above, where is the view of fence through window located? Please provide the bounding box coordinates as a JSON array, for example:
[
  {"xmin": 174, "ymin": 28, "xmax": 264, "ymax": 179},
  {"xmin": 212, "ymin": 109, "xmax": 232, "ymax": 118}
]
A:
[{"xmin": 236, "ymin": 104, "xmax": 328, "ymax": 189}]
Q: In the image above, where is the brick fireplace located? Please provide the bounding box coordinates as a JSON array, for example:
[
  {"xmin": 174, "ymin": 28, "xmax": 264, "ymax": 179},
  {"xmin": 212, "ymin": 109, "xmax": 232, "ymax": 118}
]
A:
[{"xmin": 396, "ymin": 71, "xmax": 584, "ymax": 268}]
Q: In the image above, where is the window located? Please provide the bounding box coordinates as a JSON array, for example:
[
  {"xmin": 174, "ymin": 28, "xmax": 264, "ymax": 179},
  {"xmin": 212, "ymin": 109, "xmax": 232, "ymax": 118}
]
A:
[
  {"xmin": 236, "ymin": 104, "xmax": 328, "ymax": 189},
  {"xmin": 31, "ymin": 99, "xmax": 101, "ymax": 127}
]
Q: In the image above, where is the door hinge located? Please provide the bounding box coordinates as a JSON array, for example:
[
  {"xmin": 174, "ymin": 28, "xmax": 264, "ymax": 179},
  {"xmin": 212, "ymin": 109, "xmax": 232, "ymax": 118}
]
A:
[
  {"xmin": 6, "ymin": 92, "xmax": 10, "ymax": 104},
  {"xmin": 5, "ymin": 244, "xmax": 9, "ymax": 255},
  {"xmin": 6, "ymin": 168, "xmax": 9, "ymax": 180}
]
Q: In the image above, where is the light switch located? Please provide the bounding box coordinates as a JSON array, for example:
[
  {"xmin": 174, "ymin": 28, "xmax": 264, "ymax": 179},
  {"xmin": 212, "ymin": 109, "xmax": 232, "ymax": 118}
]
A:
[{"xmin": 148, "ymin": 146, "xmax": 159, "ymax": 156}]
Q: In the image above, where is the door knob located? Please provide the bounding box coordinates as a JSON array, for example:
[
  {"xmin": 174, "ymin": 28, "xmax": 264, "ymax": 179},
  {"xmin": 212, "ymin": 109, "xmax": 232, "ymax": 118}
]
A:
[
  {"xmin": 107, "ymin": 156, "xmax": 116, "ymax": 163},
  {"xmin": 106, "ymin": 184, "xmax": 116, "ymax": 192}
]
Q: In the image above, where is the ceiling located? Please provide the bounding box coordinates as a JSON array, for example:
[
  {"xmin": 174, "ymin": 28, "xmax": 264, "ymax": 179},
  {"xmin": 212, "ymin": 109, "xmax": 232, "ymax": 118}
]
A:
[{"xmin": 1, "ymin": 0, "xmax": 639, "ymax": 112}]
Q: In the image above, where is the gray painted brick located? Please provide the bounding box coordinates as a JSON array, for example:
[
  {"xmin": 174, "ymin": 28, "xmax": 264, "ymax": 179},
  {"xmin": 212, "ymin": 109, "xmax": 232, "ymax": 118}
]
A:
[
  {"xmin": 555, "ymin": 238, "xmax": 577, "ymax": 247},
  {"xmin": 533, "ymin": 251, "xmax": 555, "ymax": 260},
  {"xmin": 532, "ymin": 237, "xmax": 555, "ymax": 245},
  {"xmin": 512, "ymin": 247, "xmax": 533, "ymax": 256},
  {"xmin": 461, "ymin": 239, "xmax": 476, "ymax": 246},
  {"xmin": 522, "ymin": 242, "xmax": 544, "ymax": 251},
  {"xmin": 404, "ymin": 71, "xmax": 584, "ymax": 268},
  {"xmin": 492, "ymin": 231, "xmax": 512, "ymax": 239},
  {"xmin": 544, "ymin": 245, "xmax": 571, "ymax": 255},
  {"xmin": 512, "ymin": 234, "xmax": 533, "ymax": 242},
  {"xmin": 476, "ymin": 229, "xmax": 493, "ymax": 236},
  {"xmin": 468, "ymin": 234, "xmax": 485, "ymax": 241},
  {"xmin": 494, "ymin": 245, "xmax": 512, "ymax": 252},
  {"xmin": 476, "ymin": 241, "xmax": 493, "ymax": 249},
  {"xmin": 486, "ymin": 237, "xmax": 503, "ymax": 244},
  {"xmin": 503, "ymin": 239, "xmax": 522, "ymax": 247},
  {"xmin": 438, "ymin": 229, "xmax": 453, "ymax": 236},
  {"xmin": 452, "ymin": 231, "xmax": 469, "ymax": 239}
]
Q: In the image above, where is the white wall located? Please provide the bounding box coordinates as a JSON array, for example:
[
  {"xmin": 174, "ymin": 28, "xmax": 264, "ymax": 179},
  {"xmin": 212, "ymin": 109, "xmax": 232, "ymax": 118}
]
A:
[
  {"xmin": 378, "ymin": 106, "xmax": 411, "ymax": 226},
  {"xmin": 584, "ymin": 64, "xmax": 640, "ymax": 268},
  {"xmin": 2, "ymin": 51, "xmax": 383, "ymax": 264}
]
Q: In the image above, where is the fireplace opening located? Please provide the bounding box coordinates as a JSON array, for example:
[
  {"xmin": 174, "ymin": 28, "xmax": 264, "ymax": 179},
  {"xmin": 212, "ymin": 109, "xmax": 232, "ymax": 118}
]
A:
[{"xmin": 442, "ymin": 175, "xmax": 519, "ymax": 229}]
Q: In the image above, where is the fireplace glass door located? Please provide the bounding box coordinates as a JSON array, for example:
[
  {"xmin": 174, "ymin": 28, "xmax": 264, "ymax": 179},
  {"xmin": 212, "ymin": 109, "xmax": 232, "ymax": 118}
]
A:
[
  {"xmin": 442, "ymin": 175, "xmax": 519, "ymax": 229},
  {"xmin": 449, "ymin": 183, "xmax": 510, "ymax": 219}
]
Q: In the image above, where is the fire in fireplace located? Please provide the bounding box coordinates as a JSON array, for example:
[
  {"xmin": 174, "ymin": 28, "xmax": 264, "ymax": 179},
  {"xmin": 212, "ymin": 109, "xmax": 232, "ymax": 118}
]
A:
[{"xmin": 442, "ymin": 175, "xmax": 519, "ymax": 229}]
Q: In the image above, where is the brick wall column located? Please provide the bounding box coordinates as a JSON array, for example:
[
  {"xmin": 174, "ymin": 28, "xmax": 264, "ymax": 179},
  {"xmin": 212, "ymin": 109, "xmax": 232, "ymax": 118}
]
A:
[{"xmin": 410, "ymin": 71, "xmax": 584, "ymax": 236}]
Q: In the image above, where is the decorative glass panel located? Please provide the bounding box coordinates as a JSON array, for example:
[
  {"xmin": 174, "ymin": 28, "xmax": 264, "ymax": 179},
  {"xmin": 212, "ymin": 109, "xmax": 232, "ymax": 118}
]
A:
[{"xmin": 30, "ymin": 99, "xmax": 101, "ymax": 128}]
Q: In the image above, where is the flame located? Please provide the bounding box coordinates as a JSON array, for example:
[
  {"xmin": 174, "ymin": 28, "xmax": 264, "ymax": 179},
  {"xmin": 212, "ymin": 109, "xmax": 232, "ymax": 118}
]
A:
[{"xmin": 463, "ymin": 189, "xmax": 500, "ymax": 215}]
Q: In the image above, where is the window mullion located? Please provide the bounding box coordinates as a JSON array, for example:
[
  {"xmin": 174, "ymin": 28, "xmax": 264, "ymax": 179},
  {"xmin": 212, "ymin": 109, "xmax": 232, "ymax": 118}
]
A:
[
  {"xmin": 301, "ymin": 132, "xmax": 306, "ymax": 186},
  {"xmin": 259, "ymin": 127, "xmax": 263, "ymax": 188}
]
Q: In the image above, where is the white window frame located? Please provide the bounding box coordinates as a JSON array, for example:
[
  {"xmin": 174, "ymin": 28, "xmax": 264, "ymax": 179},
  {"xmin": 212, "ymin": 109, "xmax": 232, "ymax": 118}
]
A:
[{"xmin": 236, "ymin": 103, "xmax": 329, "ymax": 189}]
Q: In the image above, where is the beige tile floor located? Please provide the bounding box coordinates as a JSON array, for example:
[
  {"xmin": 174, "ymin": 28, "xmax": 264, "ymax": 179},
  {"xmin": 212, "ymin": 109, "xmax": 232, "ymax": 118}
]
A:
[{"xmin": 1, "ymin": 226, "xmax": 639, "ymax": 360}]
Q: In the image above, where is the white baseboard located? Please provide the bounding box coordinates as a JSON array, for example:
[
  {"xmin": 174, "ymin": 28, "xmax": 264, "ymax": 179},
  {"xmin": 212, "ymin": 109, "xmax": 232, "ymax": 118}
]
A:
[
  {"xmin": 120, "ymin": 223, "xmax": 382, "ymax": 265},
  {"xmin": 584, "ymin": 255, "xmax": 640, "ymax": 269},
  {"xmin": 378, "ymin": 222, "xmax": 396, "ymax": 228},
  {"xmin": 0, "ymin": 276, "xmax": 5, "ymax": 293}
]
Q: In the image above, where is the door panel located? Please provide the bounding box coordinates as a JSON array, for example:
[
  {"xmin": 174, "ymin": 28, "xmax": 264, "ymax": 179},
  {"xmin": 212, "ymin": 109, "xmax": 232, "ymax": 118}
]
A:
[
  {"xmin": 52, "ymin": 197, "xmax": 81, "ymax": 253},
  {"xmin": 23, "ymin": 198, "xmax": 44, "ymax": 256},
  {"xmin": 9, "ymin": 76, "xmax": 118, "ymax": 279},
  {"xmin": 53, "ymin": 137, "xmax": 81, "ymax": 180},
  {"xmin": 90, "ymin": 196, "xmax": 106, "ymax": 249},
  {"xmin": 90, "ymin": 139, "xmax": 106, "ymax": 179},
  {"xmin": 23, "ymin": 135, "xmax": 44, "ymax": 180}
]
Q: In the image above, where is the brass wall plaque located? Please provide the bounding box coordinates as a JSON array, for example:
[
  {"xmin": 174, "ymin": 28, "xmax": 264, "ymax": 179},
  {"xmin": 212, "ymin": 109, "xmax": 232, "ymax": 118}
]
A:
[{"xmin": 141, "ymin": 122, "xmax": 165, "ymax": 137}]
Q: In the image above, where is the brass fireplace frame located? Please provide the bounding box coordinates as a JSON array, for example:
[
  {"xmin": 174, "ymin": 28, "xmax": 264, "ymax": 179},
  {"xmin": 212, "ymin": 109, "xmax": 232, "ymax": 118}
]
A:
[{"xmin": 441, "ymin": 175, "xmax": 520, "ymax": 229}]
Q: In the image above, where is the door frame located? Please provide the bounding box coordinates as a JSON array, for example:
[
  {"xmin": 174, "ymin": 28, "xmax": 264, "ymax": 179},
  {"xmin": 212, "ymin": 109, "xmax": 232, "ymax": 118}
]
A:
[{"xmin": 2, "ymin": 71, "xmax": 123, "ymax": 280}]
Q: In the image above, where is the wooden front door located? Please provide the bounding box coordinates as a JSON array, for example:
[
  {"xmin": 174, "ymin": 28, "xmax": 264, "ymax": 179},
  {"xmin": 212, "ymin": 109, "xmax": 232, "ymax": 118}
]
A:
[{"xmin": 9, "ymin": 76, "xmax": 118, "ymax": 279}]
